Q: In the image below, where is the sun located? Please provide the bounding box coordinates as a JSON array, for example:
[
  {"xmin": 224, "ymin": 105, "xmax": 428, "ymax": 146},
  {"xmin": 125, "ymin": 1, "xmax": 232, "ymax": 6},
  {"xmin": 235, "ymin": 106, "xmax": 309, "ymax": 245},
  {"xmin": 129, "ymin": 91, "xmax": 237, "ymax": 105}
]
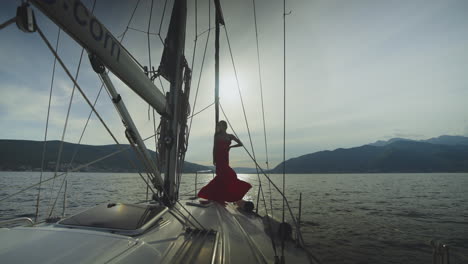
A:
[{"xmin": 219, "ymin": 74, "xmax": 240, "ymax": 105}]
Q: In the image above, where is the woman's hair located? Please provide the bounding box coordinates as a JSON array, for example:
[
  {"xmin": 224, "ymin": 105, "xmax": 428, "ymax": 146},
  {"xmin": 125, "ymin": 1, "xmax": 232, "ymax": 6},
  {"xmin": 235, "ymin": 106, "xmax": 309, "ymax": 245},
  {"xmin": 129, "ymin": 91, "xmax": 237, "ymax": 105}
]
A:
[{"xmin": 215, "ymin": 120, "xmax": 228, "ymax": 135}]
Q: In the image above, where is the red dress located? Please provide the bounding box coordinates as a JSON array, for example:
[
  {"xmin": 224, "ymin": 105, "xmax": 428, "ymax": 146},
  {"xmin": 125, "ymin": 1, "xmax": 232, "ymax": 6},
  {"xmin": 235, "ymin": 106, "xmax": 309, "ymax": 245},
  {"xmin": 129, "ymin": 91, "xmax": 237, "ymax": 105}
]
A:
[{"xmin": 197, "ymin": 137, "xmax": 252, "ymax": 202}]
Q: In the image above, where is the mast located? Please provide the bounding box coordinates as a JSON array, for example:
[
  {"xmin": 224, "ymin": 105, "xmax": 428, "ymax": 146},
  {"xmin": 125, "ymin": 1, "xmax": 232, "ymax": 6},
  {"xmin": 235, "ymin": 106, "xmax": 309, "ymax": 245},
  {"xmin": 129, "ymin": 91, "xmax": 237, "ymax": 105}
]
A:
[
  {"xmin": 158, "ymin": 0, "xmax": 188, "ymax": 205},
  {"xmin": 214, "ymin": 0, "xmax": 225, "ymax": 125}
]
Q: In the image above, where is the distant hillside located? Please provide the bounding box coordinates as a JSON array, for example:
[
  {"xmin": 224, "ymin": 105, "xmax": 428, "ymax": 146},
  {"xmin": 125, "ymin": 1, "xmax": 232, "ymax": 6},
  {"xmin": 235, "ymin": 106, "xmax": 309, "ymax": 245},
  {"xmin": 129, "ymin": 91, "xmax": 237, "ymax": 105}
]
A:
[
  {"xmin": 423, "ymin": 135, "xmax": 468, "ymax": 146},
  {"xmin": 272, "ymin": 136, "xmax": 468, "ymax": 173},
  {"xmin": 0, "ymin": 140, "xmax": 209, "ymax": 173},
  {"xmin": 369, "ymin": 135, "xmax": 468, "ymax": 147},
  {"xmin": 233, "ymin": 167, "xmax": 259, "ymax": 174}
]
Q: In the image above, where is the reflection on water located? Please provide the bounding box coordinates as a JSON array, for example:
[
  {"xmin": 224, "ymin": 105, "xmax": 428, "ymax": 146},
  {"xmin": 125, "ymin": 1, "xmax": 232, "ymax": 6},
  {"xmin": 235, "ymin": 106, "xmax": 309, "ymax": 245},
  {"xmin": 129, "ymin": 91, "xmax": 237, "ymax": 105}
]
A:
[{"xmin": 1, "ymin": 172, "xmax": 467, "ymax": 264}]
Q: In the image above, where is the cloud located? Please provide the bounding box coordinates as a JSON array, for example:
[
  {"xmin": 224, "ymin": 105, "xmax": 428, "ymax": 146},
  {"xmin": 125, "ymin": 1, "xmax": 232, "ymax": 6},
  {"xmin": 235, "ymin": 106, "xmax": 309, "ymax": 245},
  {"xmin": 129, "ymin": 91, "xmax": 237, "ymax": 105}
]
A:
[
  {"xmin": 2, "ymin": 0, "xmax": 468, "ymax": 168},
  {"xmin": 391, "ymin": 132, "xmax": 425, "ymax": 140}
]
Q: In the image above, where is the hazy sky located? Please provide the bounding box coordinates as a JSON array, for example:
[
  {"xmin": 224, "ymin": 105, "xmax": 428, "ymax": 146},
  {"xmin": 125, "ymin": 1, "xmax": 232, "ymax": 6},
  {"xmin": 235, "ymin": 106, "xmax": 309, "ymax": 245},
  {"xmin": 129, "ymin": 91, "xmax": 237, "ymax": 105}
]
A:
[{"xmin": 1, "ymin": 0, "xmax": 467, "ymax": 168}]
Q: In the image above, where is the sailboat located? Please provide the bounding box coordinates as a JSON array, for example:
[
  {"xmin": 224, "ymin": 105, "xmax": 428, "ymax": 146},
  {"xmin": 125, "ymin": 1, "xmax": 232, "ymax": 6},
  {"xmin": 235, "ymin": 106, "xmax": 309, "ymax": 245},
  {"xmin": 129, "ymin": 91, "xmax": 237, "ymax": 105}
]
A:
[{"xmin": 0, "ymin": 0, "xmax": 317, "ymax": 263}]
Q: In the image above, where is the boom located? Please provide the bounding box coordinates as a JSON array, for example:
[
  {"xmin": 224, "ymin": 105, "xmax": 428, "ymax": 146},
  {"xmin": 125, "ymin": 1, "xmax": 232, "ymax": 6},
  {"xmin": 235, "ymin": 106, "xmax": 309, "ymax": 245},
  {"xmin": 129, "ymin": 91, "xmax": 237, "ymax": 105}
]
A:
[{"xmin": 31, "ymin": 0, "xmax": 168, "ymax": 115}]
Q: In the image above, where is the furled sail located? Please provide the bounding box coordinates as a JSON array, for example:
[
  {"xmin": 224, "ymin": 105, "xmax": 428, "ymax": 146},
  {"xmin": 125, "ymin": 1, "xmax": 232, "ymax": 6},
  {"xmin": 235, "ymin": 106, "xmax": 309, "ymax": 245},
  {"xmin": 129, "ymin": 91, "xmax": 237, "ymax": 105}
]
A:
[{"xmin": 158, "ymin": 0, "xmax": 187, "ymax": 84}]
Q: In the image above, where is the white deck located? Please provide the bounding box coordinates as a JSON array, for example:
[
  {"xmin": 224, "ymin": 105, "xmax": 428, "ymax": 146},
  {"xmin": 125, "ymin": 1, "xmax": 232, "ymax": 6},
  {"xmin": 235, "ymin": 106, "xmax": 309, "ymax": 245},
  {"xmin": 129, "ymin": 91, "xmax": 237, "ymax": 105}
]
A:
[{"xmin": 0, "ymin": 200, "xmax": 312, "ymax": 263}]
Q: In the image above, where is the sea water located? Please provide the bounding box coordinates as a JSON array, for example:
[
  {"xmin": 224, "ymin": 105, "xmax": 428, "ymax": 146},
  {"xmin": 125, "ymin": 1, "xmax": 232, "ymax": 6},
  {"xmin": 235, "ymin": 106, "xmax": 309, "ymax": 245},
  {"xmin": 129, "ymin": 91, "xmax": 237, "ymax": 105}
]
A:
[{"xmin": 1, "ymin": 172, "xmax": 467, "ymax": 264}]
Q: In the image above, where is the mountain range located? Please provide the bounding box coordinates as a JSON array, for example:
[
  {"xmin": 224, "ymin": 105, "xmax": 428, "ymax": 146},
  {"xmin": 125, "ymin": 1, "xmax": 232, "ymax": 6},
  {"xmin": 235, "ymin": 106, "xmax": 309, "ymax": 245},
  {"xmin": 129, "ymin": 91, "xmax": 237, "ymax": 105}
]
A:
[
  {"xmin": 1, "ymin": 136, "xmax": 467, "ymax": 173},
  {"xmin": 271, "ymin": 135, "xmax": 468, "ymax": 173},
  {"xmin": 0, "ymin": 140, "xmax": 208, "ymax": 173},
  {"xmin": 369, "ymin": 135, "xmax": 468, "ymax": 147}
]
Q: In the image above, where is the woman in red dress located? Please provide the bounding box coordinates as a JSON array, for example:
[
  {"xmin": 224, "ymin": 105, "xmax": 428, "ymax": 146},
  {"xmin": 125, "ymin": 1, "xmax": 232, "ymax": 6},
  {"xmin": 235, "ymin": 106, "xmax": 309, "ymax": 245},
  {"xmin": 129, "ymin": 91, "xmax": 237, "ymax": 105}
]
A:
[{"xmin": 198, "ymin": 120, "xmax": 252, "ymax": 203}]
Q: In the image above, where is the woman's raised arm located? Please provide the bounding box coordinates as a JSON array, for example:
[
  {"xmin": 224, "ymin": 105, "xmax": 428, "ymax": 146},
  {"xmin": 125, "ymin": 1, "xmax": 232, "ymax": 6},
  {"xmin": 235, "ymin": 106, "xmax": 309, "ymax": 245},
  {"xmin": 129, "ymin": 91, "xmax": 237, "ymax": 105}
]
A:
[{"xmin": 229, "ymin": 134, "xmax": 243, "ymax": 149}]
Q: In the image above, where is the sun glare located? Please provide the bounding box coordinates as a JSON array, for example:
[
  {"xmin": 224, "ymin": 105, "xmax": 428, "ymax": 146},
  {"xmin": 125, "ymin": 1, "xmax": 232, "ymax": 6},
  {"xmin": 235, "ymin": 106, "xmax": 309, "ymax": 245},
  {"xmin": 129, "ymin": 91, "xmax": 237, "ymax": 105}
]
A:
[{"xmin": 219, "ymin": 75, "xmax": 241, "ymax": 105}]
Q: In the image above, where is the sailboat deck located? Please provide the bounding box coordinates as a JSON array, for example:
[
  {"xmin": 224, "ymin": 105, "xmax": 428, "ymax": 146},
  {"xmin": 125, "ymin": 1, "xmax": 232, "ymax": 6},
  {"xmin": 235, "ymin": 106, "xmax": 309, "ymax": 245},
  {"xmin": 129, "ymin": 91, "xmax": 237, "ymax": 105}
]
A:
[
  {"xmin": 0, "ymin": 200, "xmax": 310, "ymax": 263},
  {"xmin": 150, "ymin": 199, "xmax": 310, "ymax": 263}
]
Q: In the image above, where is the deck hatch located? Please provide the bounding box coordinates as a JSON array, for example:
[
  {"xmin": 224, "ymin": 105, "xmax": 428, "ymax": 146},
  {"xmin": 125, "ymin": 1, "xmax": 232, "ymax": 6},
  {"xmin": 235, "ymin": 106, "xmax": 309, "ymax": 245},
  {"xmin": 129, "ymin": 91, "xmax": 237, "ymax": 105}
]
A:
[{"xmin": 59, "ymin": 203, "xmax": 167, "ymax": 231}]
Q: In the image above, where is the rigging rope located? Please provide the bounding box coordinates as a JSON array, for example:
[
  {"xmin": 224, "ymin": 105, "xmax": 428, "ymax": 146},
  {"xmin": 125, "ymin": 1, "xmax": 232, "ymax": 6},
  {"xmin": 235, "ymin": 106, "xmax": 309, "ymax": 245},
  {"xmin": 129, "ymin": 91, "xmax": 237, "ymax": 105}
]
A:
[
  {"xmin": 151, "ymin": 109, "xmax": 157, "ymax": 201},
  {"xmin": 176, "ymin": 200, "xmax": 206, "ymax": 230},
  {"xmin": 47, "ymin": 83, "xmax": 104, "ymax": 217},
  {"xmin": 146, "ymin": 0, "xmax": 155, "ymax": 121},
  {"xmin": 114, "ymin": 0, "xmax": 164, "ymax": 196},
  {"xmin": 250, "ymin": 0, "xmax": 279, "ymax": 259},
  {"xmin": 157, "ymin": 76, "xmax": 166, "ymax": 94},
  {"xmin": 186, "ymin": 0, "xmax": 210, "ymax": 147},
  {"xmin": 127, "ymin": 26, "xmax": 158, "ymax": 35},
  {"xmin": 146, "ymin": 0, "xmax": 156, "ymax": 201},
  {"xmin": 188, "ymin": 102, "xmax": 214, "ymax": 119},
  {"xmin": 222, "ymin": 22, "xmax": 266, "ymax": 222},
  {"xmin": 157, "ymin": 0, "xmax": 169, "ymax": 45},
  {"xmin": 221, "ymin": 105, "xmax": 323, "ymax": 264},
  {"xmin": 219, "ymin": 118, "xmax": 313, "ymax": 261},
  {"xmin": 35, "ymin": 26, "xmax": 150, "ymax": 198},
  {"xmin": 0, "ymin": 17, "xmax": 15, "ymax": 30},
  {"xmin": 196, "ymin": 27, "xmax": 216, "ymax": 39},
  {"xmin": 190, "ymin": 0, "xmax": 198, "ymax": 72},
  {"xmin": 68, "ymin": 84, "xmax": 104, "ymax": 168},
  {"xmin": 19, "ymin": 0, "xmax": 172, "ymax": 218},
  {"xmin": 281, "ymin": 0, "xmax": 287, "ymax": 257},
  {"xmin": 252, "ymin": 0, "xmax": 274, "ymax": 219},
  {"xmin": 219, "ymin": 104, "xmax": 311, "ymax": 249},
  {"xmin": 1, "ymin": 146, "xmax": 131, "ymax": 203},
  {"xmin": 34, "ymin": 28, "xmax": 61, "ymax": 223},
  {"xmin": 47, "ymin": 43, "xmax": 86, "ymax": 217},
  {"xmin": 114, "ymin": 0, "xmax": 146, "ymax": 70},
  {"xmin": 47, "ymin": 0, "xmax": 99, "ymax": 217},
  {"xmin": 219, "ymin": 103, "xmax": 279, "ymax": 257}
]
